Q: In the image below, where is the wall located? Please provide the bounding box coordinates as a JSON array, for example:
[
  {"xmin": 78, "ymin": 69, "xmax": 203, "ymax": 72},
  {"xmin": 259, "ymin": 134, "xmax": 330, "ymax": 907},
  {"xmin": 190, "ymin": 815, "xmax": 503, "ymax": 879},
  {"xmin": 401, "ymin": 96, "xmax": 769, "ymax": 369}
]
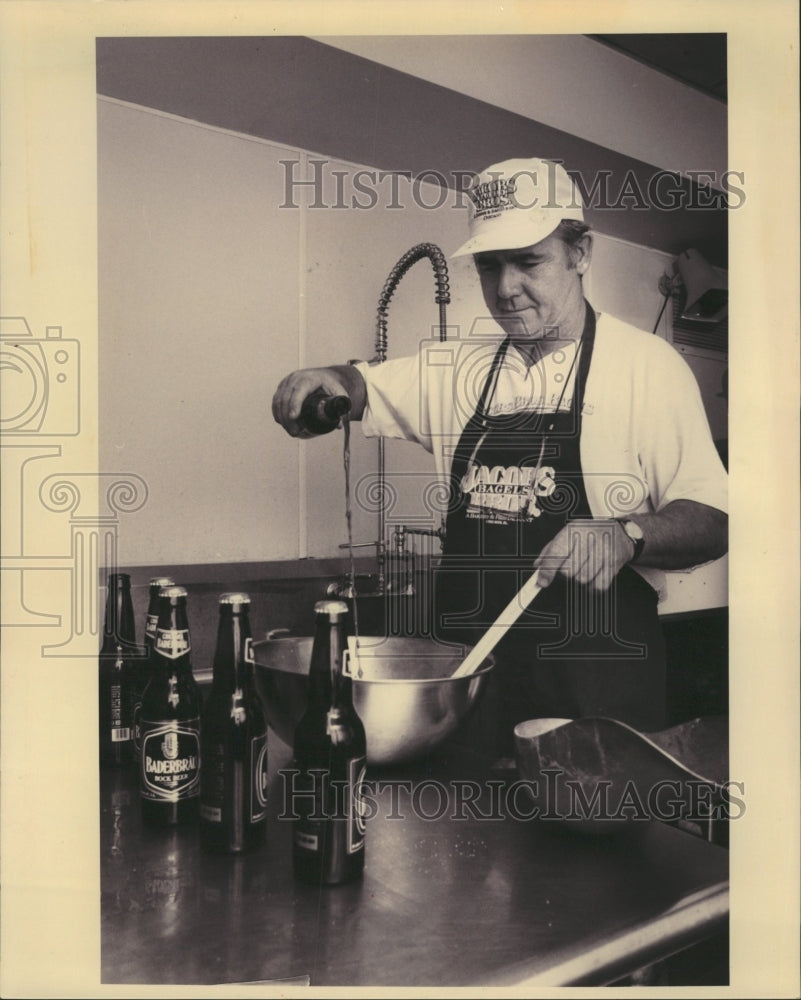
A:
[
  {"xmin": 98, "ymin": 101, "xmax": 300, "ymax": 565},
  {"xmin": 98, "ymin": 98, "xmax": 488, "ymax": 568}
]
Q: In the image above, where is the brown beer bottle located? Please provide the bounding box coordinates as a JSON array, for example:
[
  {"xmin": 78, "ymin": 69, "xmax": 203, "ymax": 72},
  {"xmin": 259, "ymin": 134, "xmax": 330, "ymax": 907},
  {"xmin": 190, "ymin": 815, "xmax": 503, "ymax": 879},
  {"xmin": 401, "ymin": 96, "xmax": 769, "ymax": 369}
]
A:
[
  {"xmin": 292, "ymin": 600, "xmax": 367, "ymax": 885},
  {"xmin": 131, "ymin": 576, "xmax": 175, "ymax": 764},
  {"xmin": 200, "ymin": 593, "xmax": 269, "ymax": 854},
  {"xmin": 139, "ymin": 586, "xmax": 202, "ymax": 825},
  {"xmin": 299, "ymin": 389, "xmax": 351, "ymax": 435},
  {"xmin": 99, "ymin": 572, "xmax": 137, "ymax": 767}
]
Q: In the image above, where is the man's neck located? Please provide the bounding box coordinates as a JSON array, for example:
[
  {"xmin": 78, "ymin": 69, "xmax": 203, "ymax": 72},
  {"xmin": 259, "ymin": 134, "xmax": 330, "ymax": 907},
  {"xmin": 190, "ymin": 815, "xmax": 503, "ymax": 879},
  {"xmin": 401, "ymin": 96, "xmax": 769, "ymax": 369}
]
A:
[{"xmin": 512, "ymin": 300, "xmax": 595, "ymax": 367}]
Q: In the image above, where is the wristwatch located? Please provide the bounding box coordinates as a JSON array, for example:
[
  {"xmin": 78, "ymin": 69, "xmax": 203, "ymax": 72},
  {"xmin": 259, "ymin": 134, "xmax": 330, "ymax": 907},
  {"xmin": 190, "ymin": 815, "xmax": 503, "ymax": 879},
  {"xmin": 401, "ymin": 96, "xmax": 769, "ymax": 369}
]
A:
[{"xmin": 616, "ymin": 518, "xmax": 645, "ymax": 563}]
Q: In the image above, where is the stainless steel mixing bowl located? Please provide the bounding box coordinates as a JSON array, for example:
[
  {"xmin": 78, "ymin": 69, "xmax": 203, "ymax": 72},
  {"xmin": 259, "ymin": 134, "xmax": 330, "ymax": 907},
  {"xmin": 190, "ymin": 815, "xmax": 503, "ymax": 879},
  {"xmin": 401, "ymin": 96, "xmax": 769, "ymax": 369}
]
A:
[{"xmin": 252, "ymin": 634, "xmax": 493, "ymax": 765}]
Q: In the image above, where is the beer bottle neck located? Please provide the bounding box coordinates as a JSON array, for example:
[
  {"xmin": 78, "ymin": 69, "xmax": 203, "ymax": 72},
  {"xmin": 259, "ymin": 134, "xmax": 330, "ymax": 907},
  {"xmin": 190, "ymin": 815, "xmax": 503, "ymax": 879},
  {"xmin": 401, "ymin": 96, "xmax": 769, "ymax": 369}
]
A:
[
  {"xmin": 145, "ymin": 578, "xmax": 174, "ymax": 648},
  {"xmin": 101, "ymin": 575, "xmax": 136, "ymax": 654},
  {"xmin": 211, "ymin": 608, "xmax": 252, "ymax": 693},
  {"xmin": 145, "ymin": 587, "xmax": 162, "ymax": 648},
  {"xmin": 307, "ymin": 616, "xmax": 343, "ymax": 706},
  {"xmin": 153, "ymin": 596, "xmax": 192, "ymax": 673}
]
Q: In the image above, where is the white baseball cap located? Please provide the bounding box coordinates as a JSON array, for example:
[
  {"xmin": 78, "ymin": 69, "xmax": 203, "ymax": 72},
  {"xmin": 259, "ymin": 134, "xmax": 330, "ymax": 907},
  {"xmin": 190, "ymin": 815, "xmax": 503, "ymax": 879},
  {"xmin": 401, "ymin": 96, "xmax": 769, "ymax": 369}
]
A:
[{"xmin": 452, "ymin": 157, "xmax": 585, "ymax": 258}]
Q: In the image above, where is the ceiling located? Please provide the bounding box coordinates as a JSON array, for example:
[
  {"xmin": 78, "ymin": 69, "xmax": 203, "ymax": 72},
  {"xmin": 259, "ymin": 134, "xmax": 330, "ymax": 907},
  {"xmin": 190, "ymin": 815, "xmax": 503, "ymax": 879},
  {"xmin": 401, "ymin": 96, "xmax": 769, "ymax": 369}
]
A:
[{"xmin": 590, "ymin": 34, "xmax": 727, "ymax": 102}]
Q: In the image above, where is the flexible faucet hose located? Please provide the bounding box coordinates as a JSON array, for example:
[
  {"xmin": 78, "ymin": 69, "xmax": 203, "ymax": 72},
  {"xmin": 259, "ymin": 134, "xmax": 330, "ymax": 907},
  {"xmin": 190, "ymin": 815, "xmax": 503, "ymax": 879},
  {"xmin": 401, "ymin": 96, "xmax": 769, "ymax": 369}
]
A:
[
  {"xmin": 370, "ymin": 243, "xmax": 451, "ymax": 589},
  {"xmin": 374, "ymin": 242, "xmax": 450, "ymax": 361}
]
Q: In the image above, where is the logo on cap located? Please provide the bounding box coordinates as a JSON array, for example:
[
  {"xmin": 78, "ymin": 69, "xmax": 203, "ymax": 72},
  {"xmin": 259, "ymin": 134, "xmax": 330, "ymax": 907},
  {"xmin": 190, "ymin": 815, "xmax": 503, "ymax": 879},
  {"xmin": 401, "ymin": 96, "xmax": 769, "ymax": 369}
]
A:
[{"xmin": 469, "ymin": 177, "xmax": 519, "ymax": 219}]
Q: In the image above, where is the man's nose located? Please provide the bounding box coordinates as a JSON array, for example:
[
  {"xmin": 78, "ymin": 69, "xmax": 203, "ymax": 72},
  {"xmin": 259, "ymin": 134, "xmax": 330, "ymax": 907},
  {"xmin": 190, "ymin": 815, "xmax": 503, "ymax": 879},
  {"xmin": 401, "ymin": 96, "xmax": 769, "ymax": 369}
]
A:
[{"xmin": 496, "ymin": 263, "xmax": 522, "ymax": 300}]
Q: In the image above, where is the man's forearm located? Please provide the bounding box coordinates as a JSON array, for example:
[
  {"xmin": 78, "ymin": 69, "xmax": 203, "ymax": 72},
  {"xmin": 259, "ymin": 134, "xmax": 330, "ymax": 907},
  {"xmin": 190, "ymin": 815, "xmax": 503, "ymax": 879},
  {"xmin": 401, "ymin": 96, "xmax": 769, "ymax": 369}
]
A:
[{"xmin": 628, "ymin": 499, "xmax": 728, "ymax": 570}]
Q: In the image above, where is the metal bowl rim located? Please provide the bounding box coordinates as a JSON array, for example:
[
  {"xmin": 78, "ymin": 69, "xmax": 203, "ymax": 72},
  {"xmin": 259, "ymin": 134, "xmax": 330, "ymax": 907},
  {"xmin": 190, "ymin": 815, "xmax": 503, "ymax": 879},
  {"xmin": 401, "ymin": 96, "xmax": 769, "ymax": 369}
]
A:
[
  {"xmin": 349, "ymin": 659, "xmax": 494, "ymax": 685},
  {"xmin": 253, "ymin": 659, "xmax": 495, "ymax": 683},
  {"xmin": 252, "ymin": 637, "xmax": 495, "ymax": 683}
]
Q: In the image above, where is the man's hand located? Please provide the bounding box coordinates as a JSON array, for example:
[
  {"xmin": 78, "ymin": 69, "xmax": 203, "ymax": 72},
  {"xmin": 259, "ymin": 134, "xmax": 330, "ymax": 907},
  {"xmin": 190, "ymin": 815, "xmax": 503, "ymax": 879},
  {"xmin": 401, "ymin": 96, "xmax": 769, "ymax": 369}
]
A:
[
  {"xmin": 534, "ymin": 519, "xmax": 632, "ymax": 591},
  {"xmin": 272, "ymin": 365, "xmax": 367, "ymax": 438},
  {"xmin": 533, "ymin": 501, "xmax": 728, "ymax": 589}
]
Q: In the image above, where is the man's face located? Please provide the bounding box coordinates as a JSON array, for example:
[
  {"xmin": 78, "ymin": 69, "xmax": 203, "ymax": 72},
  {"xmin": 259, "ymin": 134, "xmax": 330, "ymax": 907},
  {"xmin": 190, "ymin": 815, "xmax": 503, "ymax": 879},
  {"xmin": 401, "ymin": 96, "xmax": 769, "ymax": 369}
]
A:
[{"xmin": 474, "ymin": 231, "xmax": 590, "ymax": 345}]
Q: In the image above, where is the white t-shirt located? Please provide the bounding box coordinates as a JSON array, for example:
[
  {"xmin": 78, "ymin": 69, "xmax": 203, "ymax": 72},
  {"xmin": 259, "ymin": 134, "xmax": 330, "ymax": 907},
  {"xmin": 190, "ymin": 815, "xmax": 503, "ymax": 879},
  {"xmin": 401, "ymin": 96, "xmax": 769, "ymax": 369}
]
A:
[{"xmin": 355, "ymin": 312, "xmax": 728, "ymax": 597}]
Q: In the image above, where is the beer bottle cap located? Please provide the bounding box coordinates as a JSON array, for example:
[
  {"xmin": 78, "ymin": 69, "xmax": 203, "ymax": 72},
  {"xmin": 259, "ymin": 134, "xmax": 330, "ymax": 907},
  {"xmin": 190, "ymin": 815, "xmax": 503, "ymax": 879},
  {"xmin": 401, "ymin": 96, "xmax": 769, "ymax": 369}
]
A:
[
  {"xmin": 159, "ymin": 585, "xmax": 188, "ymax": 601},
  {"xmin": 314, "ymin": 599, "xmax": 349, "ymax": 618},
  {"xmin": 219, "ymin": 592, "xmax": 251, "ymax": 606},
  {"xmin": 107, "ymin": 572, "xmax": 131, "ymax": 588},
  {"xmin": 149, "ymin": 576, "xmax": 175, "ymax": 589}
]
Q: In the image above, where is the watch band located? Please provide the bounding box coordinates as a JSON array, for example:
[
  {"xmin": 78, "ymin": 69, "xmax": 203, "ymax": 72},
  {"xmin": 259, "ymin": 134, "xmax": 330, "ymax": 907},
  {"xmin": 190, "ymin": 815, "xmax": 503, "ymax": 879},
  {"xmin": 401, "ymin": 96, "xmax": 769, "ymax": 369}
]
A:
[{"xmin": 616, "ymin": 518, "xmax": 645, "ymax": 563}]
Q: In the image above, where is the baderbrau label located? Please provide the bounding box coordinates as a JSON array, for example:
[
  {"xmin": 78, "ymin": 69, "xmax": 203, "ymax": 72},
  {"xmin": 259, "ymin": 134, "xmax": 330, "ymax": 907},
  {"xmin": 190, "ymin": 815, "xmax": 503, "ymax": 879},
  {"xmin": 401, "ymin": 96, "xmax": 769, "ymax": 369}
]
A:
[
  {"xmin": 154, "ymin": 628, "xmax": 190, "ymax": 660},
  {"xmin": 140, "ymin": 719, "xmax": 200, "ymax": 801},
  {"xmin": 348, "ymin": 756, "xmax": 367, "ymax": 855},
  {"xmin": 251, "ymin": 733, "xmax": 269, "ymax": 823}
]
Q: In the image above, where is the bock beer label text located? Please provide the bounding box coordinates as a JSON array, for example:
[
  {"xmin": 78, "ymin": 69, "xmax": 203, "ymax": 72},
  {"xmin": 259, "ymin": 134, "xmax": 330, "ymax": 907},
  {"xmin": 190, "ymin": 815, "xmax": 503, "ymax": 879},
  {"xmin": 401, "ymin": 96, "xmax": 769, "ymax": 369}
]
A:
[
  {"xmin": 155, "ymin": 628, "xmax": 191, "ymax": 660},
  {"xmin": 140, "ymin": 720, "xmax": 200, "ymax": 801}
]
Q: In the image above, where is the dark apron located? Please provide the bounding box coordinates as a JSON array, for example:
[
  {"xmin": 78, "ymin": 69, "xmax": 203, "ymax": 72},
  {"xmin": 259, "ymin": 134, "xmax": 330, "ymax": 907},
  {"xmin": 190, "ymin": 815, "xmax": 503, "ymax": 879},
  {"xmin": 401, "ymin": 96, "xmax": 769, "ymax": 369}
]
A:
[{"xmin": 434, "ymin": 302, "xmax": 666, "ymax": 754}]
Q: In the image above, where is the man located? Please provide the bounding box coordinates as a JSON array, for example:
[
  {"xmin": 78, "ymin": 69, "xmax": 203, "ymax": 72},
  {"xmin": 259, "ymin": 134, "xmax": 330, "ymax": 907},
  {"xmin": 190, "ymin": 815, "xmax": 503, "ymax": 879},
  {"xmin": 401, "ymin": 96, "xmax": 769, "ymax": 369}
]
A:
[{"xmin": 272, "ymin": 157, "xmax": 728, "ymax": 752}]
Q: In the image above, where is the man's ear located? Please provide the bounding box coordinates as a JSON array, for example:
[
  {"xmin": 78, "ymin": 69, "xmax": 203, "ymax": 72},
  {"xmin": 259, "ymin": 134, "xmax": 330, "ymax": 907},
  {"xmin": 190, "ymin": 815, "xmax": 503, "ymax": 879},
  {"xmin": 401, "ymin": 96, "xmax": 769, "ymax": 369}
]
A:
[{"xmin": 574, "ymin": 234, "xmax": 593, "ymax": 276}]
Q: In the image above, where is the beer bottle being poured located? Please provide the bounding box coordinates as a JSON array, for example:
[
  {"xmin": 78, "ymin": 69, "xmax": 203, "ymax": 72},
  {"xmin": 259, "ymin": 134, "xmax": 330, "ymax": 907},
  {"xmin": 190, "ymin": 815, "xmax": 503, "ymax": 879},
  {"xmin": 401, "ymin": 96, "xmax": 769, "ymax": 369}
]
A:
[
  {"xmin": 139, "ymin": 586, "xmax": 202, "ymax": 826},
  {"xmin": 99, "ymin": 572, "xmax": 137, "ymax": 767},
  {"xmin": 131, "ymin": 576, "xmax": 175, "ymax": 765},
  {"xmin": 299, "ymin": 388, "xmax": 351, "ymax": 436},
  {"xmin": 200, "ymin": 593, "xmax": 269, "ymax": 854},
  {"xmin": 292, "ymin": 600, "xmax": 367, "ymax": 885}
]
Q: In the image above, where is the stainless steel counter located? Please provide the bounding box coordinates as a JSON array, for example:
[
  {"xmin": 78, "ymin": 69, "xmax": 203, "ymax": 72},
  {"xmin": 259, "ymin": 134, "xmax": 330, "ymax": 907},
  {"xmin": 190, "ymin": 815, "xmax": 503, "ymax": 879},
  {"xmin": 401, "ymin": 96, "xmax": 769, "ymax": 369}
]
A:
[{"xmin": 101, "ymin": 736, "xmax": 728, "ymax": 987}]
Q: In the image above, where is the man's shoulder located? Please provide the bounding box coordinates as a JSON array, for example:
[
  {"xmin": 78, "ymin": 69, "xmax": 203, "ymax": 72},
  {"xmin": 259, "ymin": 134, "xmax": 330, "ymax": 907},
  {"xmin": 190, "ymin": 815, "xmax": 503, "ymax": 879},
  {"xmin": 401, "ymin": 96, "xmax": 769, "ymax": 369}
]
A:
[
  {"xmin": 595, "ymin": 312, "xmax": 681, "ymax": 362},
  {"xmin": 597, "ymin": 311, "xmax": 655, "ymax": 342}
]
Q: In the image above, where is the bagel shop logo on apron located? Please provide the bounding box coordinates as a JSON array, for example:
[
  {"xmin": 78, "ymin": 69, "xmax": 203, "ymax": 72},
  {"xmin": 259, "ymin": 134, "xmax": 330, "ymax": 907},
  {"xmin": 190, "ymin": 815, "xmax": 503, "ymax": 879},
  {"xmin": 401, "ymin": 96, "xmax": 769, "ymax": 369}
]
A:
[{"xmin": 460, "ymin": 461, "xmax": 557, "ymax": 521}]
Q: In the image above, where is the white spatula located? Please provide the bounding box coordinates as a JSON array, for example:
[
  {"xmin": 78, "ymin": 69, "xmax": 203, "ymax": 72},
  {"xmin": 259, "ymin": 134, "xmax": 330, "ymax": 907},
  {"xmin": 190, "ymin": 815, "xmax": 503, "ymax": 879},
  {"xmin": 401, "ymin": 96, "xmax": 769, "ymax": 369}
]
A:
[{"xmin": 450, "ymin": 569, "xmax": 544, "ymax": 679}]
